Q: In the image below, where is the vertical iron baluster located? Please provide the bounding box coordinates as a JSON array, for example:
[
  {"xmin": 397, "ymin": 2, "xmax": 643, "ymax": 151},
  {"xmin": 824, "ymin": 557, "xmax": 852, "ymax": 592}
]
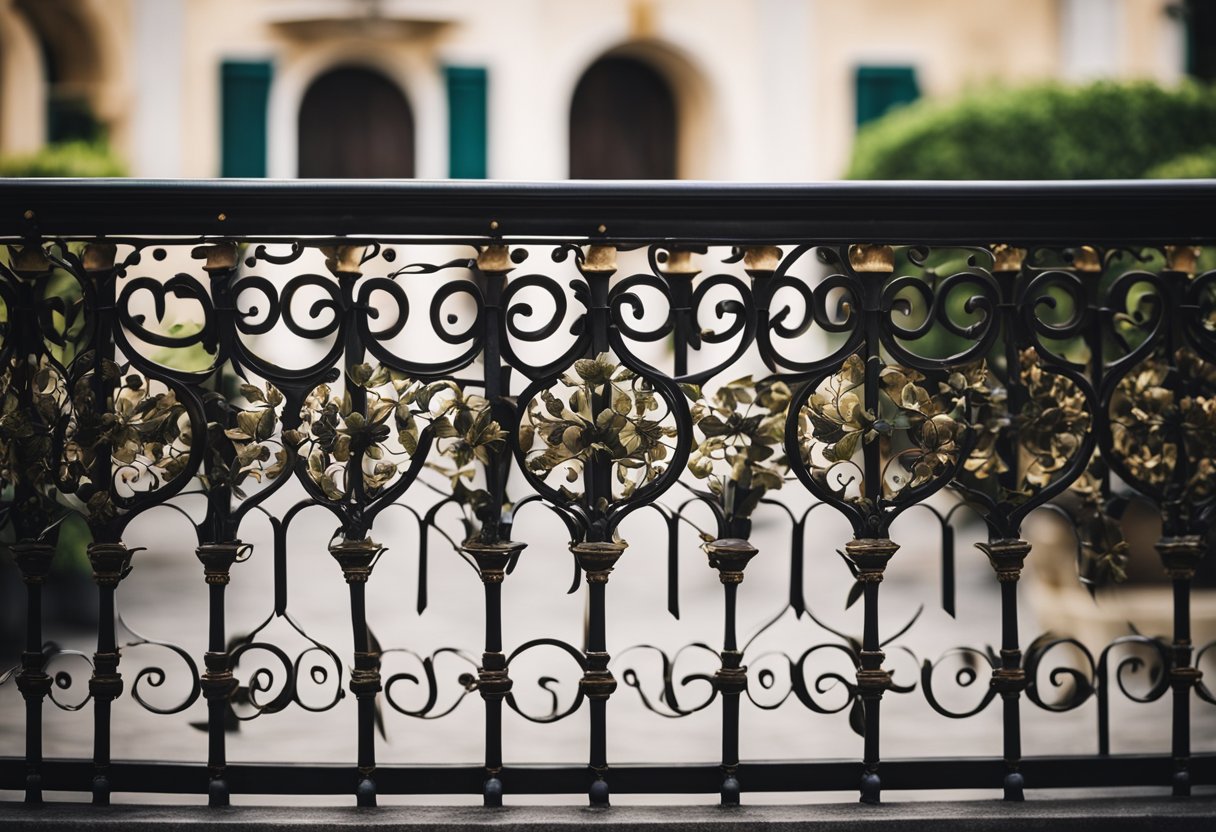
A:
[
  {"xmin": 846, "ymin": 538, "xmax": 897, "ymax": 804},
  {"xmin": 196, "ymin": 543, "xmax": 246, "ymax": 806},
  {"xmin": 465, "ymin": 541, "xmax": 526, "ymax": 805},
  {"xmin": 704, "ymin": 538, "xmax": 757, "ymax": 805},
  {"xmin": 1154, "ymin": 250, "xmax": 1204, "ymax": 797},
  {"xmin": 663, "ymin": 248, "xmax": 697, "ymax": 379},
  {"xmin": 985, "ymin": 246, "xmax": 1029, "ymax": 800},
  {"xmin": 571, "ymin": 540, "xmax": 626, "ymax": 806},
  {"xmin": 850, "ymin": 244, "xmax": 896, "ymax": 805},
  {"xmin": 1156, "ymin": 536, "xmax": 1204, "ymax": 796},
  {"xmin": 8, "ymin": 245, "xmax": 57, "ymax": 805},
  {"xmin": 86, "ymin": 542, "xmax": 135, "ymax": 805},
  {"xmin": 12, "ymin": 543, "xmax": 55, "ymax": 803},
  {"xmin": 979, "ymin": 539, "xmax": 1030, "ymax": 800},
  {"xmin": 330, "ymin": 538, "xmax": 384, "ymax": 806}
]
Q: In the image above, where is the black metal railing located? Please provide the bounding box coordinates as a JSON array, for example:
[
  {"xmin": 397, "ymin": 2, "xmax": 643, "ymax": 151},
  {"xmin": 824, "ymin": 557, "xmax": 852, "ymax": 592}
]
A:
[{"xmin": 1, "ymin": 179, "xmax": 1215, "ymax": 808}]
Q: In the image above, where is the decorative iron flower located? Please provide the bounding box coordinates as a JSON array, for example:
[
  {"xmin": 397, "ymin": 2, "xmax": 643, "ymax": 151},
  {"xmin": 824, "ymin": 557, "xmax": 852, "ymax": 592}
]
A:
[
  {"xmin": 964, "ymin": 349, "xmax": 1090, "ymax": 497},
  {"xmin": 521, "ymin": 353, "xmax": 677, "ymax": 503},
  {"xmin": 684, "ymin": 374, "xmax": 791, "ymax": 528},
  {"xmin": 797, "ymin": 354, "xmax": 976, "ymax": 508},
  {"xmin": 199, "ymin": 382, "xmax": 289, "ymax": 499},
  {"xmin": 292, "ymin": 363, "xmax": 431, "ymax": 500}
]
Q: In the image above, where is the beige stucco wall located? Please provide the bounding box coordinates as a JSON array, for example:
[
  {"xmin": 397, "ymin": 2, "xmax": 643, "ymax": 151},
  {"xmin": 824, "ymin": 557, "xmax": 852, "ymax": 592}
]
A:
[{"xmin": 0, "ymin": 0, "xmax": 1191, "ymax": 178}]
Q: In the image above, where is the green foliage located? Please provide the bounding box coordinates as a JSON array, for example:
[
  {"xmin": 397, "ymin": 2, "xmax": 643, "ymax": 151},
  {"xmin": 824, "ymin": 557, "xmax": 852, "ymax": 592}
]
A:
[
  {"xmin": 847, "ymin": 81, "xmax": 1216, "ymax": 180},
  {"xmin": 0, "ymin": 141, "xmax": 127, "ymax": 178},
  {"xmin": 1145, "ymin": 145, "xmax": 1216, "ymax": 179}
]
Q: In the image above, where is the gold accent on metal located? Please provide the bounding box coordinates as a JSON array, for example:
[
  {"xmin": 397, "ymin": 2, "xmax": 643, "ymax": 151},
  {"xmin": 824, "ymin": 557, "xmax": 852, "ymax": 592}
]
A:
[
  {"xmin": 843, "ymin": 538, "xmax": 899, "ymax": 581},
  {"xmin": 11, "ymin": 542, "xmax": 55, "ymax": 586},
  {"xmin": 329, "ymin": 538, "xmax": 385, "ymax": 584},
  {"xmin": 1071, "ymin": 246, "xmax": 1102, "ymax": 273},
  {"xmin": 744, "ymin": 245, "xmax": 782, "ymax": 275},
  {"xmin": 83, "ymin": 243, "xmax": 118, "ymax": 272},
  {"xmin": 582, "ymin": 244, "xmax": 618, "ymax": 274},
  {"xmin": 217, "ymin": 213, "xmax": 227, "ymax": 222},
  {"xmin": 660, "ymin": 249, "xmax": 700, "ymax": 277},
  {"xmin": 23, "ymin": 209, "xmax": 34, "ymax": 220},
  {"xmin": 1156, "ymin": 535, "xmax": 1205, "ymax": 580},
  {"xmin": 977, "ymin": 538, "xmax": 1031, "ymax": 582},
  {"xmin": 196, "ymin": 542, "xmax": 250, "ymax": 585},
  {"xmin": 191, "ymin": 242, "xmax": 238, "ymax": 273},
  {"xmin": 321, "ymin": 245, "xmax": 367, "ymax": 279},
  {"xmin": 462, "ymin": 540, "xmax": 526, "ymax": 583},
  {"xmin": 991, "ymin": 667, "xmax": 1027, "ymax": 693},
  {"xmin": 9, "ymin": 244, "xmax": 51, "ymax": 277},
  {"xmin": 477, "ymin": 244, "xmax": 513, "ymax": 275},
  {"xmin": 489, "ymin": 220, "xmax": 499, "ymax": 231},
  {"xmin": 571, "ymin": 540, "xmax": 627, "ymax": 583},
  {"xmin": 991, "ymin": 244, "xmax": 1026, "ymax": 273},
  {"xmin": 703, "ymin": 538, "xmax": 758, "ymax": 585},
  {"xmin": 87, "ymin": 543, "xmax": 137, "ymax": 588},
  {"xmin": 596, "ymin": 224, "xmax": 607, "ymax": 234},
  {"xmin": 1165, "ymin": 245, "xmax": 1202, "ymax": 277},
  {"xmin": 848, "ymin": 244, "xmax": 894, "ymax": 273},
  {"xmin": 580, "ymin": 651, "xmax": 617, "ymax": 698}
]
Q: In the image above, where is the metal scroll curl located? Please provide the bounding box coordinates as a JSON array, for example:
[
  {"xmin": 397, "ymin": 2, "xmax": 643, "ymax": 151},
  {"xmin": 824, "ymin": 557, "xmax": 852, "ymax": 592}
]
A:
[{"xmin": 756, "ymin": 246, "xmax": 861, "ymax": 376}]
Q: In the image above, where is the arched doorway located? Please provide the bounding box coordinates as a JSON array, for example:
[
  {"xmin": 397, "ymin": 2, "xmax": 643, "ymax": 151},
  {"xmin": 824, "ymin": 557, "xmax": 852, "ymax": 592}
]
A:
[
  {"xmin": 569, "ymin": 55, "xmax": 677, "ymax": 179},
  {"xmin": 298, "ymin": 66, "xmax": 414, "ymax": 178}
]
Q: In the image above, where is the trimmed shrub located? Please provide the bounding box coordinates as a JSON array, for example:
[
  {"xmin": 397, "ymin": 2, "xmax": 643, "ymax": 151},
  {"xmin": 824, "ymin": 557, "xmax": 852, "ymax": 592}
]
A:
[
  {"xmin": 847, "ymin": 81, "xmax": 1216, "ymax": 180},
  {"xmin": 1145, "ymin": 145, "xmax": 1216, "ymax": 179},
  {"xmin": 0, "ymin": 140, "xmax": 126, "ymax": 177}
]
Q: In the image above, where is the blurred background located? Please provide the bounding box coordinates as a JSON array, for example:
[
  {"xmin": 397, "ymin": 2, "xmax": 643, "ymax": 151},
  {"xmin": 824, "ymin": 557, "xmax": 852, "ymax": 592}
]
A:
[
  {"xmin": 0, "ymin": 0, "xmax": 1214, "ymax": 181},
  {"xmin": 3, "ymin": 0, "xmax": 1216, "ymax": 804}
]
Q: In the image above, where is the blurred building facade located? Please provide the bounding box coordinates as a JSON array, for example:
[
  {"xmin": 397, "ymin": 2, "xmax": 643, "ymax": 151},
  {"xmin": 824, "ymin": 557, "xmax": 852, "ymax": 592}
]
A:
[{"xmin": 0, "ymin": 0, "xmax": 1199, "ymax": 180}]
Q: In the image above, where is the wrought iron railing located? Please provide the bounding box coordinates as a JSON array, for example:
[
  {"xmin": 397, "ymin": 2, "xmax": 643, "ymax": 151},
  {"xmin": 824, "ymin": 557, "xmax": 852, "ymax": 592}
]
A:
[{"xmin": 1, "ymin": 180, "xmax": 1215, "ymax": 808}]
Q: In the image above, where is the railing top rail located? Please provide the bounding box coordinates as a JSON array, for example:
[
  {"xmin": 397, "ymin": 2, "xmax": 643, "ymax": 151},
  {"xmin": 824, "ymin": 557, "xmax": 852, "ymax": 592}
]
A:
[{"xmin": 2, "ymin": 178, "xmax": 1214, "ymax": 243}]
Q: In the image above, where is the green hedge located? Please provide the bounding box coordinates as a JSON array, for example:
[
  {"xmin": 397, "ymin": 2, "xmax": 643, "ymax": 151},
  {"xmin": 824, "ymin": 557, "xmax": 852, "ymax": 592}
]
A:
[
  {"xmin": 1145, "ymin": 145, "xmax": 1216, "ymax": 179},
  {"xmin": 0, "ymin": 140, "xmax": 126, "ymax": 177},
  {"xmin": 847, "ymin": 81, "xmax": 1216, "ymax": 180}
]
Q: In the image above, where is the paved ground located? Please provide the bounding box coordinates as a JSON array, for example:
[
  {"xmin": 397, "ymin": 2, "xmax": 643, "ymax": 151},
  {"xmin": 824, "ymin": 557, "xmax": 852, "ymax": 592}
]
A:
[
  {"xmin": 2, "ymin": 480, "xmax": 1215, "ymax": 804},
  {"xmin": 4, "ymin": 795, "xmax": 1216, "ymax": 830}
]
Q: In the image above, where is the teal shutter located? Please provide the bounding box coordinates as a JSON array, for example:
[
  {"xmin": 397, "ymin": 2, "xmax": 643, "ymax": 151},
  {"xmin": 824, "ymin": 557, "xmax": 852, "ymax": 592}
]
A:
[
  {"xmin": 220, "ymin": 61, "xmax": 272, "ymax": 177},
  {"xmin": 855, "ymin": 66, "xmax": 919, "ymax": 127},
  {"xmin": 445, "ymin": 66, "xmax": 488, "ymax": 179}
]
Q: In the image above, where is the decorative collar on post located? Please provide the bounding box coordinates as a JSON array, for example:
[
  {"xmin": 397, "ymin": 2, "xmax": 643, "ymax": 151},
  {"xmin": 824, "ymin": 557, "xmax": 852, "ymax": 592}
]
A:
[
  {"xmin": 11, "ymin": 541, "xmax": 56, "ymax": 585},
  {"xmin": 703, "ymin": 537, "xmax": 757, "ymax": 585},
  {"xmin": 844, "ymin": 537, "xmax": 899, "ymax": 580},
  {"xmin": 977, "ymin": 538, "xmax": 1031, "ymax": 582},
  {"xmin": 1156, "ymin": 535, "xmax": 1205, "ymax": 580},
  {"xmin": 195, "ymin": 541, "xmax": 251, "ymax": 585},
  {"xmin": 328, "ymin": 537, "xmax": 385, "ymax": 584},
  {"xmin": 847, "ymin": 244, "xmax": 895, "ymax": 274},
  {"xmin": 86, "ymin": 542, "xmax": 138, "ymax": 588},
  {"xmin": 321, "ymin": 245, "xmax": 368, "ymax": 280},
  {"xmin": 463, "ymin": 539, "xmax": 526, "ymax": 584},
  {"xmin": 191, "ymin": 242, "xmax": 239, "ymax": 274},
  {"xmin": 570, "ymin": 539, "xmax": 627, "ymax": 583}
]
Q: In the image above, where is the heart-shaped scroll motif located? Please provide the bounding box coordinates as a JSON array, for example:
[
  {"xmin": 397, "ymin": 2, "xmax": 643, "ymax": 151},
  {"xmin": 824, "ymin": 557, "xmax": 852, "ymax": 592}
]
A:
[
  {"xmin": 1104, "ymin": 347, "xmax": 1216, "ymax": 525},
  {"xmin": 57, "ymin": 359, "xmax": 204, "ymax": 535},
  {"xmin": 514, "ymin": 352, "xmax": 689, "ymax": 541},
  {"xmin": 787, "ymin": 353, "xmax": 984, "ymax": 536}
]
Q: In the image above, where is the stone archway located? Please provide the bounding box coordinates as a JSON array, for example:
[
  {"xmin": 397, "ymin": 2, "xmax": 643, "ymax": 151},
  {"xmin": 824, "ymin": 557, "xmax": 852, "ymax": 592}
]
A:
[
  {"xmin": 569, "ymin": 55, "xmax": 677, "ymax": 180},
  {"xmin": 298, "ymin": 66, "xmax": 415, "ymax": 178}
]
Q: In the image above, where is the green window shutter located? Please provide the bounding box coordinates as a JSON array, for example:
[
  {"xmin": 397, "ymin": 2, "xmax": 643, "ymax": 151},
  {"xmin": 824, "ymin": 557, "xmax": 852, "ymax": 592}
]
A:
[
  {"xmin": 855, "ymin": 66, "xmax": 919, "ymax": 127},
  {"xmin": 220, "ymin": 61, "xmax": 272, "ymax": 177},
  {"xmin": 445, "ymin": 66, "xmax": 487, "ymax": 179}
]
